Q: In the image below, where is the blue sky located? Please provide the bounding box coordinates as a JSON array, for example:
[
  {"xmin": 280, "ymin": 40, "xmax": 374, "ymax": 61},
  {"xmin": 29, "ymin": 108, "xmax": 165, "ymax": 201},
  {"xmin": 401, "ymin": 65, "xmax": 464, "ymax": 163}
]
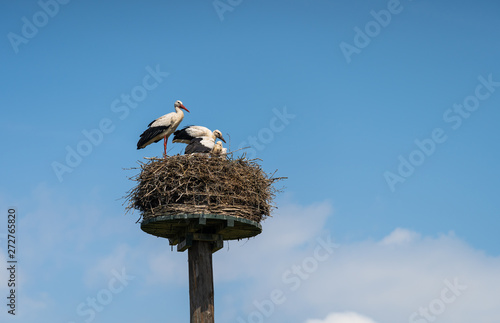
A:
[{"xmin": 1, "ymin": 0, "xmax": 500, "ymax": 322}]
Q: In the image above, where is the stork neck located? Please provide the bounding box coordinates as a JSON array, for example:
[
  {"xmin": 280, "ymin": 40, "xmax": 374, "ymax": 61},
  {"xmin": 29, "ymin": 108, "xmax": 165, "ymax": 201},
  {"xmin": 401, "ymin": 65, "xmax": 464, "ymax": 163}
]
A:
[{"xmin": 175, "ymin": 106, "xmax": 185, "ymax": 116}]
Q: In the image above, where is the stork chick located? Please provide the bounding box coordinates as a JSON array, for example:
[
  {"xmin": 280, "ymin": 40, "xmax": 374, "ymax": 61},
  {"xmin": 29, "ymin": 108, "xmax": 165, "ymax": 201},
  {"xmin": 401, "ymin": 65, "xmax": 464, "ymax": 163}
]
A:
[{"xmin": 211, "ymin": 141, "xmax": 227, "ymax": 157}]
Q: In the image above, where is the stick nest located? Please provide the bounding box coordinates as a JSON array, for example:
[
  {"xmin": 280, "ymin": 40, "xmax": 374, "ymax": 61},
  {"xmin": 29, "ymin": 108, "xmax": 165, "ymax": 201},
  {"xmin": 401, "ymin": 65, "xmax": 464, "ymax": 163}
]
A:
[{"xmin": 125, "ymin": 154, "xmax": 284, "ymax": 223}]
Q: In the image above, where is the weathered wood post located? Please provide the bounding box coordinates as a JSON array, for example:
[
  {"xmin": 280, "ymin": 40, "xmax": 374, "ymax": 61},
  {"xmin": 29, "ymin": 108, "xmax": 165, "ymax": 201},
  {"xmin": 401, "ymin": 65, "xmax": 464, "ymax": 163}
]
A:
[
  {"xmin": 126, "ymin": 155, "xmax": 281, "ymax": 322},
  {"xmin": 140, "ymin": 213, "xmax": 261, "ymax": 322},
  {"xmin": 188, "ymin": 240, "xmax": 214, "ymax": 323}
]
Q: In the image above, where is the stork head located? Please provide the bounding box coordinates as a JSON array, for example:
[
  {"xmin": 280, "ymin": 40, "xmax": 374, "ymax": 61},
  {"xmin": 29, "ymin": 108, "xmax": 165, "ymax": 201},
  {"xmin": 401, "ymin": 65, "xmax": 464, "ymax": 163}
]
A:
[
  {"xmin": 213, "ymin": 130, "xmax": 226, "ymax": 143},
  {"xmin": 174, "ymin": 100, "xmax": 190, "ymax": 113}
]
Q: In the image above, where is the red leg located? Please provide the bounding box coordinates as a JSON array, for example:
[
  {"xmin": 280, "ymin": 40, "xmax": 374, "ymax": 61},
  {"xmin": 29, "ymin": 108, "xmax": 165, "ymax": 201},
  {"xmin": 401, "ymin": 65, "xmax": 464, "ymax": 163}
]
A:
[{"xmin": 163, "ymin": 136, "xmax": 167, "ymax": 157}]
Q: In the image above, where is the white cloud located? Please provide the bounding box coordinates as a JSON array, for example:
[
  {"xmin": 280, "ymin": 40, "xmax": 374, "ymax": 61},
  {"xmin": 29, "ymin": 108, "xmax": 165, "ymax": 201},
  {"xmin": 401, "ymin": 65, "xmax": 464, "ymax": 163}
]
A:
[
  {"xmin": 306, "ymin": 311, "xmax": 377, "ymax": 323},
  {"xmin": 8, "ymin": 187, "xmax": 500, "ymax": 323},
  {"xmin": 213, "ymin": 201, "xmax": 500, "ymax": 323},
  {"xmin": 379, "ymin": 227, "xmax": 419, "ymax": 246},
  {"xmin": 286, "ymin": 228, "xmax": 500, "ymax": 323},
  {"xmin": 212, "ymin": 199, "xmax": 333, "ymax": 286}
]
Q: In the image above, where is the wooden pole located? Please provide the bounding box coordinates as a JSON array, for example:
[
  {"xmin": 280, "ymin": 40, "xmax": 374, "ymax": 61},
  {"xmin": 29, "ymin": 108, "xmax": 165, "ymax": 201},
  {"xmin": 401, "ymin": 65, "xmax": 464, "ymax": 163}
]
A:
[{"xmin": 188, "ymin": 240, "xmax": 215, "ymax": 323}]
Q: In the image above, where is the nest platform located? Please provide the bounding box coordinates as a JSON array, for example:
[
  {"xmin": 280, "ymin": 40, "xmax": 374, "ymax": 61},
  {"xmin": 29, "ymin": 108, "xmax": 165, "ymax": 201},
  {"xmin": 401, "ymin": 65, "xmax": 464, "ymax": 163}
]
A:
[
  {"xmin": 141, "ymin": 213, "xmax": 262, "ymax": 252},
  {"xmin": 126, "ymin": 154, "xmax": 282, "ymax": 252}
]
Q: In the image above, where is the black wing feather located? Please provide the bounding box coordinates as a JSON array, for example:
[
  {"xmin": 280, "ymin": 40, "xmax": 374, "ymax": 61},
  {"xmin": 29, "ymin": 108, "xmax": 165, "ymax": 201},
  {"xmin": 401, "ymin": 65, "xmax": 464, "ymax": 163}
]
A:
[
  {"xmin": 173, "ymin": 125, "xmax": 195, "ymax": 143},
  {"xmin": 137, "ymin": 125, "xmax": 170, "ymax": 149},
  {"xmin": 184, "ymin": 138, "xmax": 212, "ymax": 154}
]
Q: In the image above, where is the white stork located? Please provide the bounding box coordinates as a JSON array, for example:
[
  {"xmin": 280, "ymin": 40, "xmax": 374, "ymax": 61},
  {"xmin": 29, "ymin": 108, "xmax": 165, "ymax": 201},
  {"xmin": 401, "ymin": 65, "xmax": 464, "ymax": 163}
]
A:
[
  {"xmin": 184, "ymin": 136, "xmax": 216, "ymax": 154},
  {"xmin": 137, "ymin": 100, "xmax": 190, "ymax": 156},
  {"xmin": 173, "ymin": 125, "xmax": 226, "ymax": 144}
]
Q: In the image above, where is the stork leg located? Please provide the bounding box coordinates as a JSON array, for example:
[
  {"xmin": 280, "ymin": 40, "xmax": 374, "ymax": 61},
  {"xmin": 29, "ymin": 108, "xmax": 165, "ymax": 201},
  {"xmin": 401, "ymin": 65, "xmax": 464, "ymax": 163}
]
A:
[{"xmin": 163, "ymin": 136, "xmax": 167, "ymax": 157}]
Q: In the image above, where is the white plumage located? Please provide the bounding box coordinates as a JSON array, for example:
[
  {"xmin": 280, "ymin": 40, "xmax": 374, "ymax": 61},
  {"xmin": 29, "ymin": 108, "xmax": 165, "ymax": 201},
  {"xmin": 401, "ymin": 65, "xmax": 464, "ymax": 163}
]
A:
[
  {"xmin": 184, "ymin": 136, "xmax": 216, "ymax": 154},
  {"xmin": 173, "ymin": 126, "xmax": 226, "ymax": 144}
]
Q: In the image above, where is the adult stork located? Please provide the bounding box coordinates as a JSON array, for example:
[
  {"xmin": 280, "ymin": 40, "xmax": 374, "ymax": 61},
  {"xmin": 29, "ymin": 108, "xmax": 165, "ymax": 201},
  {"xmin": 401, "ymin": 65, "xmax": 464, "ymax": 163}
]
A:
[
  {"xmin": 137, "ymin": 100, "xmax": 190, "ymax": 156},
  {"xmin": 173, "ymin": 125, "xmax": 226, "ymax": 144},
  {"xmin": 184, "ymin": 136, "xmax": 216, "ymax": 155}
]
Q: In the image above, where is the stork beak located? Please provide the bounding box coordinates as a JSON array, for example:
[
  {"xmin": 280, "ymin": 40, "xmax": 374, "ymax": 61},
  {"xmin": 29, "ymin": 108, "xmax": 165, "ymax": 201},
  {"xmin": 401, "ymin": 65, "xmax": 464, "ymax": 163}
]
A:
[
  {"xmin": 220, "ymin": 136, "xmax": 226, "ymax": 143},
  {"xmin": 181, "ymin": 104, "xmax": 190, "ymax": 113}
]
